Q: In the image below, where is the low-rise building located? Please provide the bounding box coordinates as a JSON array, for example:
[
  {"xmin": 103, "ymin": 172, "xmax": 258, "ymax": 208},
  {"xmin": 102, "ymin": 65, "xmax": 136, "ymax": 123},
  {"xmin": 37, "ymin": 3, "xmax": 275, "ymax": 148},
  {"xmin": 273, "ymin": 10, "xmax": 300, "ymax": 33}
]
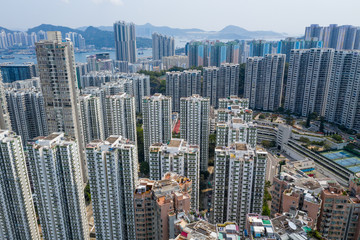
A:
[{"xmin": 134, "ymin": 173, "xmax": 192, "ymax": 240}]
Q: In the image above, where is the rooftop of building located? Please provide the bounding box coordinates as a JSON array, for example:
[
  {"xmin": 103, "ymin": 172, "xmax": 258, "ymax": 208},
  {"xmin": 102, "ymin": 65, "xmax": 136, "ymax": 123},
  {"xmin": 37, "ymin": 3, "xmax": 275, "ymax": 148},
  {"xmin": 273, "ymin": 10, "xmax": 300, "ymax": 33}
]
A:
[
  {"xmin": 271, "ymin": 211, "xmax": 312, "ymax": 238},
  {"xmin": 178, "ymin": 220, "xmax": 217, "ymax": 240},
  {"xmin": 235, "ymin": 143, "xmax": 247, "ymax": 151},
  {"xmin": 245, "ymin": 213, "xmax": 275, "ymax": 239},
  {"xmin": 168, "ymin": 139, "xmax": 183, "ymax": 148},
  {"xmin": 216, "ymin": 222, "xmax": 241, "ymax": 240}
]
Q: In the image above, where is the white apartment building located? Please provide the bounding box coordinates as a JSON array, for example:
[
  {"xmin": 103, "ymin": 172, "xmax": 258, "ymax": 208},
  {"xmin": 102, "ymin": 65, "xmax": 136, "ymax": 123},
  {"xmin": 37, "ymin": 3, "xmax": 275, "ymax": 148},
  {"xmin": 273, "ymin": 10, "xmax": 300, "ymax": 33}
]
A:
[
  {"xmin": 325, "ymin": 50, "xmax": 360, "ymax": 131},
  {"xmin": 216, "ymin": 118, "xmax": 257, "ymax": 148},
  {"xmin": 180, "ymin": 94, "xmax": 210, "ymax": 171},
  {"xmin": 142, "ymin": 93, "xmax": 172, "ymax": 162},
  {"xmin": 202, "ymin": 67, "xmax": 219, "ymax": 106},
  {"xmin": 79, "ymin": 94, "xmax": 105, "ymax": 144},
  {"xmin": 244, "ymin": 54, "xmax": 286, "ymax": 111},
  {"xmin": 105, "ymin": 93, "xmax": 137, "ymax": 142},
  {"xmin": 149, "ymin": 138, "xmax": 200, "ymax": 210},
  {"xmin": 212, "ymin": 143, "xmax": 268, "ymax": 231},
  {"xmin": 284, "ymin": 48, "xmax": 334, "ymax": 117},
  {"xmin": 5, "ymin": 88, "xmax": 48, "ymax": 144},
  {"xmin": 27, "ymin": 132, "xmax": 89, "ymax": 240},
  {"xmin": 0, "ymin": 130, "xmax": 40, "ymax": 240},
  {"xmin": 218, "ymin": 96, "xmax": 249, "ymax": 109},
  {"xmin": 86, "ymin": 136, "xmax": 138, "ymax": 239},
  {"xmin": 166, "ymin": 70, "xmax": 201, "ymax": 112}
]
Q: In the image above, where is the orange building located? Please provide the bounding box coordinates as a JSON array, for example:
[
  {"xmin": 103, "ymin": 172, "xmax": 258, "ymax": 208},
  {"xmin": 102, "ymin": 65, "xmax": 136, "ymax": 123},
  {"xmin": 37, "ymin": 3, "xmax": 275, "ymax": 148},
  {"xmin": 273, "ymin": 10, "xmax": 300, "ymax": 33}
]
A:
[{"xmin": 134, "ymin": 172, "xmax": 191, "ymax": 240}]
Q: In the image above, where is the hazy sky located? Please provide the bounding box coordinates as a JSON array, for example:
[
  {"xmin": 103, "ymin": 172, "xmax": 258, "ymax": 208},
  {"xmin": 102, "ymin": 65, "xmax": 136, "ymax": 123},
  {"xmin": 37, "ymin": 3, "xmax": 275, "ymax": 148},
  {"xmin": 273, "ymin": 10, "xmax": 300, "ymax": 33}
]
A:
[{"xmin": 2, "ymin": 0, "xmax": 360, "ymax": 36}]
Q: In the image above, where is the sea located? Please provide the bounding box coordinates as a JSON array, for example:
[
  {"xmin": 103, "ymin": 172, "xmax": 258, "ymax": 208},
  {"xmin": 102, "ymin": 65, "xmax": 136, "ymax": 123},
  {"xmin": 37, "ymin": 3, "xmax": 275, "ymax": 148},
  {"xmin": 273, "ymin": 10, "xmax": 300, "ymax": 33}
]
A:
[{"xmin": 0, "ymin": 48, "xmax": 152, "ymax": 65}]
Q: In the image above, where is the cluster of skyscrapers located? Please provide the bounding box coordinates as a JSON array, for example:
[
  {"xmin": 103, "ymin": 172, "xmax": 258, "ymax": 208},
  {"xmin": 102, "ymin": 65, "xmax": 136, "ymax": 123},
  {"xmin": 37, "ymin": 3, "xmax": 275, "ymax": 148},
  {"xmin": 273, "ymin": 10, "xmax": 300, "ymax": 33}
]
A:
[
  {"xmin": 5, "ymin": 19, "xmax": 360, "ymax": 240},
  {"xmin": 186, "ymin": 38, "xmax": 322, "ymax": 66},
  {"xmin": 305, "ymin": 24, "xmax": 360, "ymax": 50},
  {"xmin": 152, "ymin": 32, "xmax": 175, "ymax": 60},
  {"xmin": 283, "ymin": 48, "xmax": 360, "ymax": 131},
  {"xmin": 0, "ymin": 29, "xmax": 86, "ymax": 49}
]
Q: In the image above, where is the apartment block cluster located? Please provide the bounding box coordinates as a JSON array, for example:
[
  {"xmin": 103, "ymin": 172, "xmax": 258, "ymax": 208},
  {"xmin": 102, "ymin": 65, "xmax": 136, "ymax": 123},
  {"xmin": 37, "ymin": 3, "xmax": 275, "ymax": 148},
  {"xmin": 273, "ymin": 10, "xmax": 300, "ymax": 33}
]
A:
[
  {"xmin": 0, "ymin": 29, "xmax": 85, "ymax": 49},
  {"xmin": 4, "ymin": 20, "xmax": 360, "ymax": 240},
  {"xmin": 242, "ymin": 45, "xmax": 360, "ymax": 133}
]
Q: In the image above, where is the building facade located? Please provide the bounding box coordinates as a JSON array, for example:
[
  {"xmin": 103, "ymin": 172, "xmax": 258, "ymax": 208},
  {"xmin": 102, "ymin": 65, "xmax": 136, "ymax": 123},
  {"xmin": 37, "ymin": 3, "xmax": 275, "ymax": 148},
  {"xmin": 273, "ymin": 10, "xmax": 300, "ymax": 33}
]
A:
[
  {"xmin": 212, "ymin": 144, "xmax": 267, "ymax": 231},
  {"xmin": 166, "ymin": 70, "xmax": 201, "ymax": 112},
  {"xmin": 86, "ymin": 136, "xmax": 138, "ymax": 239},
  {"xmin": 180, "ymin": 95, "xmax": 210, "ymax": 171},
  {"xmin": 284, "ymin": 48, "xmax": 334, "ymax": 117},
  {"xmin": 35, "ymin": 31, "xmax": 86, "ymax": 181},
  {"xmin": 6, "ymin": 88, "xmax": 48, "ymax": 144},
  {"xmin": 149, "ymin": 139, "xmax": 200, "ymax": 210},
  {"xmin": 244, "ymin": 54, "xmax": 286, "ymax": 111},
  {"xmin": 105, "ymin": 93, "xmax": 137, "ymax": 142},
  {"xmin": 142, "ymin": 93, "xmax": 172, "ymax": 162},
  {"xmin": 152, "ymin": 33, "xmax": 175, "ymax": 60},
  {"xmin": 79, "ymin": 94, "xmax": 105, "ymax": 144},
  {"xmin": 114, "ymin": 21, "xmax": 137, "ymax": 63},
  {"xmin": 0, "ymin": 130, "xmax": 40, "ymax": 240},
  {"xmin": 134, "ymin": 173, "xmax": 191, "ymax": 240},
  {"xmin": 27, "ymin": 133, "xmax": 89, "ymax": 240}
]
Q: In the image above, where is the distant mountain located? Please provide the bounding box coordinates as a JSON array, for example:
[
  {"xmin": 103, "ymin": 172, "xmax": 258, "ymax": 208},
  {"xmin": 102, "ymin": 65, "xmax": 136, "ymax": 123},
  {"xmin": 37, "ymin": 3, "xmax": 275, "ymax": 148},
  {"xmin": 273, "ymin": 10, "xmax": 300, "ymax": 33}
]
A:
[
  {"xmin": 21, "ymin": 24, "xmax": 152, "ymax": 49},
  {"xmin": 85, "ymin": 23, "xmax": 286, "ymax": 39},
  {"xmin": 0, "ymin": 26, "xmax": 14, "ymax": 33},
  {"xmin": 28, "ymin": 24, "xmax": 81, "ymax": 35},
  {"xmin": 1, "ymin": 23, "xmax": 286, "ymax": 49}
]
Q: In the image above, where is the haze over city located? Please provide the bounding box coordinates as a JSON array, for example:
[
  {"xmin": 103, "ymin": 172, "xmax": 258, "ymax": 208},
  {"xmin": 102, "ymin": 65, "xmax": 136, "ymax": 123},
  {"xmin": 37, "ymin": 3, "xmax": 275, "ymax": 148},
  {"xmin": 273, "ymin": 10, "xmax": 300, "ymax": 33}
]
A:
[{"xmin": 2, "ymin": 0, "xmax": 360, "ymax": 35}]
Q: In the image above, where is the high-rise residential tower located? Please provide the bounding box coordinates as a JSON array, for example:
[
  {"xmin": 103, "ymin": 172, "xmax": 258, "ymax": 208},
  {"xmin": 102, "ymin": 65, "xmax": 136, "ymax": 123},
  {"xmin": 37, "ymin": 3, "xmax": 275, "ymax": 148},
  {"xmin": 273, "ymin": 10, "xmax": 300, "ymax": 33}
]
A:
[
  {"xmin": 325, "ymin": 50, "xmax": 360, "ymax": 131},
  {"xmin": 27, "ymin": 133, "xmax": 89, "ymax": 240},
  {"xmin": 202, "ymin": 64, "xmax": 240, "ymax": 107},
  {"xmin": 305, "ymin": 24, "xmax": 360, "ymax": 50},
  {"xmin": 149, "ymin": 139, "xmax": 200, "ymax": 210},
  {"xmin": 218, "ymin": 63, "xmax": 240, "ymax": 100},
  {"xmin": 180, "ymin": 95, "xmax": 210, "ymax": 171},
  {"xmin": 6, "ymin": 88, "xmax": 48, "ymax": 144},
  {"xmin": 114, "ymin": 21, "xmax": 137, "ymax": 63},
  {"xmin": 202, "ymin": 66, "xmax": 219, "ymax": 106},
  {"xmin": 35, "ymin": 31, "xmax": 86, "ymax": 181},
  {"xmin": 212, "ymin": 143, "xmax": 268, "ymax": 231},
  {"xmin": 152, "ymin": 33, "xmax": 175, "ymax": 60},
  {"xmin": 105, "ymin": 93, "xmax": 137, "ymax": 142},
  {"xmin": 166, "ymin": 70, "xmax": 201, "ymax": 112},
  {"xmin": 86, "ymin": 136, "xmax": 138, "ymax": 239},
  {"xmin": 142, "ymin": 93, "xmax": 172, "ymax": 162},
  {"xmin": 0, "ymin": 130, "xmax": 40, "ymax": 240},
  {"xmin": 79, "ymin": 94, "xmax": 105, "ymax": 144},
  {"xmin": 284, "ymin": 48, "xmax": 334, "ymax": 117},
  {"xmin": 244, "ymin": 54, "xmax": 286, "ymax": 111}
]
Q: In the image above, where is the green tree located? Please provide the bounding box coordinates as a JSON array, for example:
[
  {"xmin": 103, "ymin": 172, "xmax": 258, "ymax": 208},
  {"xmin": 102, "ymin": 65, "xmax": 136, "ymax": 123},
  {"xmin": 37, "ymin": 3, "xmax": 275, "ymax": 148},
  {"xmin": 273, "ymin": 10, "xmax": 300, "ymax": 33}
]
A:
[
  {"xmin": 262, "ymin": 183, "xmax": 272, "ymax": 216},
  {"xmin": 299, "ymin": 137, "xmax": 310, "ymax": 143},
  {"xmin": 208, "ymin": 134, "xmax": 216, "ymax": 163},
  {"xmin": 84, "ymin": 183, "xmax": 91, "ymax": 204},
  {"xmin": 140, "ymin": 161, "xmax": 149, "ymax": 177},
  {"xmin": 331, "ymin": 134, "xmax": 343, "ymax": 142},
  {"xmin": 137, "ymin": 124, "xmax": 144, "ymax": 162},
  {"xmin": 261, "ymin": 140, "xmax": 276, "ymax": 148},
  {"xmin": 259, "ymin": 114, "xmax": 266, "ymax": 119},
  {"xmin": 307, "ymin": 230, "xmax": 323, "ymax": 239}
]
